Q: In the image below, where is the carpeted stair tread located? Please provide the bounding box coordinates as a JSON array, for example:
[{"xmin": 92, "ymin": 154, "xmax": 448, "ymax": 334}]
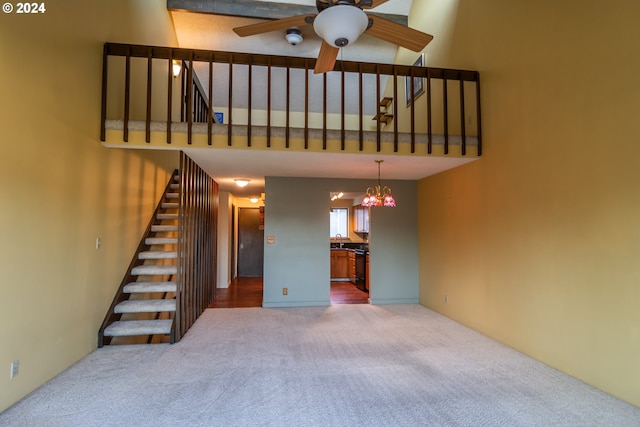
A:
[
  {"xmin": 114, "ymin": 299, "xmax": 176, "ymax": 313},
  {"xmin": 131, "ymin": 264, "xmax": 177, "ymax": 275},
  {"xmin": 165, "ymin": 193, "xmax": 179, "ymax": 199},
  {"xmin": 123, "ymin": 281, "xmax": 177, "ymax": 293},
  {"xmin": 161, "ymin": 202, "xmax": 179, "ymax": 209},
  {"xmin": 170, "ymin": 183, "xmax": 179, "ymax": 189},
  {"xmin": 139, "ymin": 251, "xmax": 178, "ymax": 260},
  {"xmin": 145, "ymin": 237, "xmax": 177, "ymax": 245},
  {"xmin": 151, "ymin": 224, "xmax": 178, "ymax": 232},
  {"xmin": 156, "ymin": 213, "xmax": 178, "ymax": 220},
  {"xmin": 103, "ymin": 319, "xmax": 173, "ymax": 337}
]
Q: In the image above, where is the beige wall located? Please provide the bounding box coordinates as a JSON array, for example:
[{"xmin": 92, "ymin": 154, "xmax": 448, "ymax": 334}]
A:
[
  {"xmin": 414, "ymin": 0, "xmax": 640, "ymax": 406},
  {"xmin": 0, "ymin": 0, "xmax": 179, "ymax": 411}
]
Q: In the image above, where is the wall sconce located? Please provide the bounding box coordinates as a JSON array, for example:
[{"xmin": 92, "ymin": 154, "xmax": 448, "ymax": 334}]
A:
[
  {"xmin": 235, "ymin": 179, "xmax": 250, "ymax": 188},
  {"xmin": 172, "ymin": 60, "xmax": 182, "ymax": 78}
]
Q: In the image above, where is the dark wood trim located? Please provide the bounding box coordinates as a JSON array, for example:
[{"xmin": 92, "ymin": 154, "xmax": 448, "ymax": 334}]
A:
[{"xmin": 166, "ymin": 0, "xmax": 408, "ymax": 26}]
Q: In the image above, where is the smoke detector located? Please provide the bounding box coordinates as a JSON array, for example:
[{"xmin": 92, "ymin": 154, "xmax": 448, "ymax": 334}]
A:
[{"xmin": 285, "ymin": 28, "xmax": 303, "ymax": 46}]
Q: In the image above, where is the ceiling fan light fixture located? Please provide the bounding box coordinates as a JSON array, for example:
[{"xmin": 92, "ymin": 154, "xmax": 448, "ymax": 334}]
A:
[{"xmin": 313, "ymin": 5, "xmax": 369, "ymax": 48}]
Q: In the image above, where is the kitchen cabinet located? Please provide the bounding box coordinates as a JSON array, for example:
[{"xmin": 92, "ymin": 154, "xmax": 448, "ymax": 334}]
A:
[
  {"xmin": 348, "ymin": 251, "xmax": 356, "ymax": 283},
  {"xmin": 330, "ymin": 249, "xmax": 349, "ymax": 279},
  {"xmin": 354, "ymin": 206, "xmax": 370, "ymax": 233}
]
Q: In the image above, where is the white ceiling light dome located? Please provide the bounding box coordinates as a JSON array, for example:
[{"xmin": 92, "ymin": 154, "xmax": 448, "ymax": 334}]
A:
[{"xmin": 313, "ymin": 5, "xmax": 369, "ymax": 48}]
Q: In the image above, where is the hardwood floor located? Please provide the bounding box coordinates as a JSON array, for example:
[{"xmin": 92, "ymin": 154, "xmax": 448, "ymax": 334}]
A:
[{"xmin": 209, "ymin": 277, "xmax": 369, "ymax": 308}]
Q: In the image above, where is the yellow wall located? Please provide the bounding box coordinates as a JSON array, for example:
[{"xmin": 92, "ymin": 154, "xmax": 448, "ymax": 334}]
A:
[
  {"xmin": 415, "ymin": 0, "xmax": 640, "ymax": 406},
  {"xmin": 0, "ymin": 0, "xmax": 179, "ymax": 411}
]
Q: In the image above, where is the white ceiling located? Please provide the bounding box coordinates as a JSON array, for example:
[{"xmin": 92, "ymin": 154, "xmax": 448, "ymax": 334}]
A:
[{"xmin": 169, "ymin": 1, "xmax": 474, "ymax": 199}]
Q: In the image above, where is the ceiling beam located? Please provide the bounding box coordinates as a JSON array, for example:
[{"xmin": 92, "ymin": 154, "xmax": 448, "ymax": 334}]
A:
[{"xmin": 167, "ymin": 0, "xmax": 408, "ymax": 26}]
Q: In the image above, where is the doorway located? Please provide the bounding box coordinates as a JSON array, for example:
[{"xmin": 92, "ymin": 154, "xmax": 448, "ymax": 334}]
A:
[
  {"xmin": 329, "ymin": 192, "xmax": 369, "ymax": 304},
  {"xmin": 237, "ymin": 207, "xmax": 264, "ymax": 277}
]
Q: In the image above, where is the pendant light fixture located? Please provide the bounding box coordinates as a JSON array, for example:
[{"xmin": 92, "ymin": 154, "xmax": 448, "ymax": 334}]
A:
[{"xmin": 362, "ymin": 160, "xmax": 396, "ymax": 207}]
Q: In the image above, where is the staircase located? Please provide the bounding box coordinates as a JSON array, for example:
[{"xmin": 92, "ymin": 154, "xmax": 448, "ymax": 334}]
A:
[{"xmin": 98, "ymin": 171, "xmax": 181, "ymax": 346}]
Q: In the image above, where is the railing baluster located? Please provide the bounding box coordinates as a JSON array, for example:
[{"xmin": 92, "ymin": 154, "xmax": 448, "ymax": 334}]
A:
[
  {"xmin": 459, "ymin": 73, "xmax": 466, "ymax": 156},
  {"xmin": 227, "ymin": 54, "xmax": 233, "ymax": 146},
  {"xmin": 341, "ymin": 65, "xmax": 345, "ymax": 151},
  {"xmin": 247, "ymin": 59, "xmax": 252, "ymax": 147},
  {"xmin": 358, "ymin": 64, "xmax": 363, "ymax": 152},
  {"xmin": 427, "ymin": 69, "xmax": 432, "ymax": 154},
  {"xmin": 409, "ymin": 66, "xmax": 415, "ymax": 153},
  {"xmin": 393, "ymin": 68, "xmax": 398, "ymax": 153},
  {"xmin": 187, "ymin": 54, "xmax": 194, "ymax": 144},
  {"xmin": 100, "ymin": 44, "xmax": 108, "ymax": 142},
  {"xmin": 304, "ymin": 59, "xmax": 309, "ymax": 149},
  {"xmin": 443, "ymin": 75, "xmax": 449, "ymax": 155},
  {"xmin": 475, "ymin": 72, "xmax": 482, "ymax": 156},
  {"xmin": 376, "ymin": 65, "xmax": 381, "ymax": 152},
  {"xmin": 267, "ymin": 58, "xmax": 272, "ymax": 148},
  {"xmin": 145, "ymin": 50, "xmax": 152, "ymax": 143},
  {"xmin": 286, "ymin": 65, "xmax": 290, "ymax": 148},
  {"xmin": 167, "ymin": 51, "xmax": 173, "ymax": 144},
  {"xmin": 207, "ymin": 57, "xmax": 213, "ymax": 145},
  {"xmin": 123, "ymin": 46, "xmax": 131, "ymax": 142},
  {"xmin": 323, "ymin": 72, "xmax": 327, "ymax": 150}
]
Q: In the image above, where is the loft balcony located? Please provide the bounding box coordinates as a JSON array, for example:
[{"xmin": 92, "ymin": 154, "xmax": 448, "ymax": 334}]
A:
[{"xmin": 100, "ymin": 42, "xmax": 482, "ymax": 158}]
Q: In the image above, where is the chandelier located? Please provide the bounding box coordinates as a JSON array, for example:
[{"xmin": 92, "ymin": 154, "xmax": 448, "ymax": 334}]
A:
[{"xmin": 362, "ymin": 160, "xmax": 396, "ymax": 207}]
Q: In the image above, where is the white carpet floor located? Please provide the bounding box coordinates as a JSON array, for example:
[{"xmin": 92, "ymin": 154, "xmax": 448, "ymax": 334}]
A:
[{"xmin": 1, "ymin": 304, "xmax": 639, "ymax": 426}]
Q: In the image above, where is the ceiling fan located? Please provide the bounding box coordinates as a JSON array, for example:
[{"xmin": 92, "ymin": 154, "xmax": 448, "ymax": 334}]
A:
[{"xmin": 233, "ymin": 0, "xmax": 433, "ymax": 74}]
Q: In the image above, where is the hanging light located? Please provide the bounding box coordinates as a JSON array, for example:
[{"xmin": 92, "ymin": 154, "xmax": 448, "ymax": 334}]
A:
[
  {"xmin": 362, "ymin": 160, "xmax": 396, "ymax": 208},
  {"xmin": 313, "ymin": 5, "xmax": 369, "ymax": 48}
]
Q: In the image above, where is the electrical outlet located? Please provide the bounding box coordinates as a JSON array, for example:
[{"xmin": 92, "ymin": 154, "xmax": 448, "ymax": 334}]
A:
[
  {"xmin": 445, "ymin": 295, "xmax": 449, "ymax": 304},
  {"xmin": 96, "ymin": 237, "xmax": 101, "ymax": 249},
  {"xmin": 282, "ymin": 288, "xmax": 288, "ymax": 296},
  {"xmin": 10, "ymin": 360, "xmax": 19, "ymax": 379}
]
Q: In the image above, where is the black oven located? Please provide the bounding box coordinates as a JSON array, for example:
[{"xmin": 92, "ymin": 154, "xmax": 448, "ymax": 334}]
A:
[{"xmin": 354, "ymin": 249, "xmax": 367, "ymax": 292}]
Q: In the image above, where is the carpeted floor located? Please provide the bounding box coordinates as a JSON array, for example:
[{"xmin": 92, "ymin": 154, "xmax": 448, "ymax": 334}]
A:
[{"xmin": 1, "ymin": 304, "xmax": 639, "ymax": 426}]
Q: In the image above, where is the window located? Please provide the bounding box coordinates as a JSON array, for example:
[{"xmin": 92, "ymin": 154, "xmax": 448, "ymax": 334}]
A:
[{"xmin": 329, "ymin": 208, "xmax": 348, "ymax": 238}]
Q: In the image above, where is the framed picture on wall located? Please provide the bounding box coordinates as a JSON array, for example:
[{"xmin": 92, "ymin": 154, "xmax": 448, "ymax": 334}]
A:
[{"xmin": 405, "ymin": 53, "xmax": 425, "ymax": 106}]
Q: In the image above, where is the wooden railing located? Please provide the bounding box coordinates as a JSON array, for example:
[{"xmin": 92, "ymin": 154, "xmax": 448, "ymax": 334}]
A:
[
  {"xmin": 175, "ymin": 152, "xmax": 218, "ymax": 342},
  {"xmin": 178, "ymin": 61, "xmax": 211, "ymax": 124},
  {"xmin": 101, "ymin": 42, "xmax": 482, "ymax": 156}
]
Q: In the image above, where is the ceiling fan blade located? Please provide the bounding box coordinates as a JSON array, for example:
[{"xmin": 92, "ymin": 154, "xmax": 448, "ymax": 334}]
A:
[
  {"xmin": 314, "ymin": 40, "xmax": 339, "ymax": 74},
  {"xmin": 233, "ymin": 14, "xmax": 315, "ymax": 37},
  {"xmin": 358, "ymin": 0, "xmax": 390, "ymax": 9},
  {"xmin": 366, "ymin": 15, "xmax": 434, "ymax": 52}
]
